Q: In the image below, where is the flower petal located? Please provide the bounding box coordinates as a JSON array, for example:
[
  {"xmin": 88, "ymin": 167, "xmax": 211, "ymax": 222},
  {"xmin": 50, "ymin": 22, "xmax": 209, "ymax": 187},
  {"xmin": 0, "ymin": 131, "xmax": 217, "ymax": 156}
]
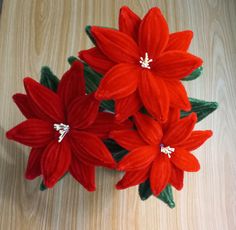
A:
[
  {"xmin": 57, "ymin": 61, "xmax": 85, "ymax": 108},
  {"xmin": 139, "ymin": 70, "xmax": 170, "ymax": 122},
  {"xmin": 165, "ymin": 31, "xmax": 193, "ymax": 51},
  {"xmin": 153, "ymin": 51, "xmax": 203, "ymax": 80},
  {"xmin": 95, "ymin": 64, "xmax": 140, "ymax": 100},
  {"xmin": 138, "ymin": 7, "xmax": 169, "ymax": 58},
  {"xmin": 79, "ymin": 47, "xmax": 115, "ymax": 74},
  {"xmin": 169, "ymin": 164, "xmax": 184, "ymax": 190},
  {"xmin": 163, "ymin": 108, "xmax": 180, "ymax": 131},
  {"xmin": 91, "ymin": 26, "xmax": 139, "ymax": 63},
  {"xmin": 69, "ymin": 156, "xmax": 96, "ymax": 191},
  {"xmin": 6, "ymin": 119, "xmax": 54, "ymax": 148},
  {"xmin": 24, "ymin": 77, "xmax": 64, "ymax": 123},
  {"xmin": 41, "ymin": 139, "xmax": 71, "ymax": 188},
  {"xmin": 134, "ymin": 112, "xmax": 163, "ymax": 145}
]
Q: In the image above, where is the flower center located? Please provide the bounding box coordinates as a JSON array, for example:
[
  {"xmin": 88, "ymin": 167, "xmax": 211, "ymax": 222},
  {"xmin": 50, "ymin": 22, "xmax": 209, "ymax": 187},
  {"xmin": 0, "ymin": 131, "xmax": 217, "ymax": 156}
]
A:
[
  {"xmin": 54, "ymin": 123, "xmax": 70, "ymax": 143},
  {"xmin": 160, "ymin": 144, "xmax": 175, "ymax": 158},
  {"xmin": 139, "ymin": 52, "xmax": 153, "ymax": 69}
]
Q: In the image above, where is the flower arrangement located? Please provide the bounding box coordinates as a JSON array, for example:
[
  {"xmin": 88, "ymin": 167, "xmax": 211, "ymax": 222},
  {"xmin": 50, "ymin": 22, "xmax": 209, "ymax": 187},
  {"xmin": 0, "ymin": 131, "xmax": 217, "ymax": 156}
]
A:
[{"xmin": 6, "ymin": 6, "xmax": 218, "ymax": 208}]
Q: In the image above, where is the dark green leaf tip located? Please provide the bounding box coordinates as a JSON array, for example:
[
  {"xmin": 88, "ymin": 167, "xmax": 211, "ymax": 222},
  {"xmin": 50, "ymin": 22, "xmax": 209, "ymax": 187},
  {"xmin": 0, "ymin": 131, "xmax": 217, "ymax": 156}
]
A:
[
  {"xmin": 40, "ymin": 66, "xmax": 59, "ymax": 92},
  {"xmin": 182, "ymin": 66, "xmax": 203, "ymax": 81},
  {"xmin": 39, "ymin": 181, "xmax": 47, "ymax": 191},
  {"xmin": 68, "ymin": 56, "xmax": 78, "ymax": 65},
  {"xmin": 85, "ymin": 25, "xmax": 96, "ymax": 45}
]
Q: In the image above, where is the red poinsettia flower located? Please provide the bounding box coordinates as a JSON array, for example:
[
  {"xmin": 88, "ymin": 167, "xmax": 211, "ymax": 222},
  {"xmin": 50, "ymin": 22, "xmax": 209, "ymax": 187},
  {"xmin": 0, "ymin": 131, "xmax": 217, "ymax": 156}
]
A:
[
  {"xmin": 6, "ymin": 61, "xmax": 118, "ymax": 191},
  {"xmin": 79, "ymin": 6, "xmax": 202, "ymax": 122},
  {"xmin": 109, "ymin": 112, "xmax": 212, "ymax": 195}
]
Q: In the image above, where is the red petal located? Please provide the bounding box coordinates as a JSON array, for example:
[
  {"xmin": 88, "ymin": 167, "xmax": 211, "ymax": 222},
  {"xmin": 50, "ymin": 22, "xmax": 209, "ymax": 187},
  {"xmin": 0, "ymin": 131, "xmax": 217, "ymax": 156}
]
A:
[
  {"xmin": 91, "ymin": 26, "xmax": 139, "ymax": 63},
  {"xmin": 139, "ymin": 70, "xmax": 169, "ymax": 122},
  {"xmin": 169, "ymin": 164, "xmax": 184, "ymax": 190},
  {"xmin": 67, "ymin": 93, "xmax": 99, "ymax": 129},
  {"xmin": 163, "ymin": 108, "xmax": 180, "ymax": 131},
  {"xmin": 109, "ymin": 129, "xmax": 147, "ymax": 151},
  {"xmin": 117, "ymin": 145, "xmax": 157, "ymax": 171},
  {"xmin": 57, "ymin": 61, "xmax": 85, "ymax": 108},
  {"xmin": 95, "ymin": 64, "xmax": 140, "ymax": 100},
  {"xmin": 134, "ymin": 112, "xmax": 163, "ymax": 145},
  {"xmin": 115, "ymin": 91, "xmax": 142, "ymax": 122},
  {"xmin": 171, "ymin": 148, "xmax": 200, "ymax": 172},
  {"xmin": 13, "ymin": 93, "xmax": 36, "ymax": 118},
  {"xmin": 119, "ymin": 6, "xmax": 141, "ymax": 40},
  {"xmin": 165, "ymin": 31, "xmax": 193, "ymax": 51},
  {"xmin": 24, "ymin": 77, "xmax": 64, "ymax": 123},
  {"xmin": 153, "ymin": 51, "xmax": 203, "ymax": 80},
  {"xmin": 6, "ymin": 119, "xmax": 54, "ymax": 148},
  {"xmin": 69, "ymin": 156, "xmax": 96, "ymax": 192},
  {"xmin": 25, "ymin": 148, "xmax": 44, "ymax": 179},
  {"xmin": 41, "ymin": 139, "xmax": 71, "ymax": 188},
  {"xmin": 79, "ymin": 47, "xmax": 115, "ymax": 74},
  {"xmin": 163, "ymin": 113, "xmax": 197, "ymax": 146},
  {"xmin": 116, "ymin": 166, "xmax": 150, "ymax": 189},
  {"xmin": 150, "ymin": 156, "xmax": 171, "ymax": 196},
  {"xmin": 138, "ymin": 7, "xmax": 169, "ymax": 58}
]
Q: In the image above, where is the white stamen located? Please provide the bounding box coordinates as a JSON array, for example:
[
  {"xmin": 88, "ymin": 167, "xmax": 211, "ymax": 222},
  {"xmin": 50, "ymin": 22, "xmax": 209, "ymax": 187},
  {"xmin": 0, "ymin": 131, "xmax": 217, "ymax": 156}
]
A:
[
  {"xmin": 54, "ymin": 123, "xmax": 70, "ymax": 143},
  {"xmin": 139, "ymin": 52, "xmax": 153, "ymax": 69},
  {"xmin": 160, "ymin": 144, "xmax": 175, "ymax": 158}
]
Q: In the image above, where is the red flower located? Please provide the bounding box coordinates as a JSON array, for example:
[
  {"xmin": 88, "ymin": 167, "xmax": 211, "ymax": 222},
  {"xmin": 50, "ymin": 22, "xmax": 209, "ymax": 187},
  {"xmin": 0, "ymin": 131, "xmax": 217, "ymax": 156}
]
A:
[
  {"xmin": 109, "ymin": 112, "xmax": 212, "ymax": 195},
  {"xmin": 6, "ymin": 61, "xmax": 117, "ymax": 191},
  {"xmin": 79, "ymin": 6, "xmax": 202, "ymax": 122}
]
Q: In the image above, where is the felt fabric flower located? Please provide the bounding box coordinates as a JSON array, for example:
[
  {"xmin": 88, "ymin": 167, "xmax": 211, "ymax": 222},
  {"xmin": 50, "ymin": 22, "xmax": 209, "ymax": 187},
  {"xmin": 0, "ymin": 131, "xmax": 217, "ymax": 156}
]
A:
[
  {"xmin": 79, "ymin": 6, "xmax": 203, "ymax": 122},
  {"xmin": 6, "ymin": 61, "xmax": 117, "ymax": 191},
  {"xmin": 109, "ymin": 112, "xmax": 212, "ymax": 195}
]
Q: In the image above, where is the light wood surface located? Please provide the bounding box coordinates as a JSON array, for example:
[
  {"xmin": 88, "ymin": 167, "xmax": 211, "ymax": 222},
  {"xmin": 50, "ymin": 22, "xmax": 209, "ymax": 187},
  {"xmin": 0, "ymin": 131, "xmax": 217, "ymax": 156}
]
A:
[{"xmin": 0, "ymin": 0, "xmax": 235, "ymax": 229}]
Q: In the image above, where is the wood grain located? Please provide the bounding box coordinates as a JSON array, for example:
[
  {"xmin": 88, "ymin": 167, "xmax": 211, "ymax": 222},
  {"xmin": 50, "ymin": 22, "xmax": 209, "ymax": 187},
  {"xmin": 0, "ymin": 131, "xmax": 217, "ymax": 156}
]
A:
[{"xmin": 0, "ymin": 0, "xmax": 235, "ymax": 229}]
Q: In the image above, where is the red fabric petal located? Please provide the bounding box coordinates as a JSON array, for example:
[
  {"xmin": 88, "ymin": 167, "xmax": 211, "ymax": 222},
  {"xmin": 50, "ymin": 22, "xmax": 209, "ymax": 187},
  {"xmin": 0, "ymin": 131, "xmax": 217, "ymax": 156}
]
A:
[
  {"xmin": 6, "ymin": 119, "xmax": 54, "ymax": 148},
  {"xmin": 67, "ymin": 93, "xmax": 99, "ymax": 129},
  {"xmin": 57, "ymin": 61, "xmax": 85, "ymax": 108},
  {"xmin": 119, "ymin": 6, "xmax": 141, "ymax": 40},
  {"xmin": 138, "ymin": 7, "xmax": 169, "ymax": 59},
  {"xmin": 169, "ymin": 164, "xmax": 184, "ymax": 190},
  {"xmin": 163, "ymin": 108, "xmax": 180, "ymax": 132},
  {"xmin": 117, "ymin": 145, "xmax": 157, "ymax": 171},
  {"xmin": 109, "ymin": 129, "xmax": 147, "ymax": 151},
  {"xmin": 41, "ymin": 139, "xmax": 71, "ymax": 188},
  {"xmin": 79, "ymin": 47, "xmax": 115, "ymax": 74},
  {"xmin": 134, "ymin": 112, "xmax": 163, "ymax": 145},
  {"xmin": 69, "ymin": 156, "xmax": 96, "ymax": 192},
  {"xmin": 24, "ymin": 77, "xmax": 64, "ymax": 123},
  {"xmin": 165, "ymin": 31, "xmax": 193, "ymax": 51},
  {"xmin": 150, "ymin": 156, "xmax": 171, "ymax": 196},
  {"xmin": 153, "ymin": 51, "xmax": 203, "ymax": 80},
  {"xmin": 95, "ymin": 64, "xmax": 140, "ymax": 100},
  {"xmin": 91, "ymin": 26, "xmax": 139, "ymax": 63},
  {"xmin": 171, "ymin": 148, "xmax": 200, "ymax": 172},
  {"xmin": 139, "ymin": 70, "xmax": 170, "ymax": 122}
]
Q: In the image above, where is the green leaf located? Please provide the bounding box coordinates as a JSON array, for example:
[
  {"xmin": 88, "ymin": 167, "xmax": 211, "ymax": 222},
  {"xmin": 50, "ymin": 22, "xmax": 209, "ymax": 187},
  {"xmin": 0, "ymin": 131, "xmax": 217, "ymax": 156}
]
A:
[
  {"xmin": 181, "ymin": 97, "xmax": 218, "ymax": 122},
  {"xmin": 157, "ymin": 184, "xmax": 175, "ymax": 208},
  {"xmin": 67, "ymin": 56, "xmax": 78, "ymax": 65},
  {"xmin": 138, "ymin": 179, "xmax": 153, "ymax": 201},
  {"xmin": 40, "ymin": 66, "xmax": 59, "ymax": 92},
  {"xmin": 85, "ymin": 25, "xmax": 96, "ymax": 45},
  {"xmin": 182, "ymin": 66, "xmax": 203, "ymax": 81}
]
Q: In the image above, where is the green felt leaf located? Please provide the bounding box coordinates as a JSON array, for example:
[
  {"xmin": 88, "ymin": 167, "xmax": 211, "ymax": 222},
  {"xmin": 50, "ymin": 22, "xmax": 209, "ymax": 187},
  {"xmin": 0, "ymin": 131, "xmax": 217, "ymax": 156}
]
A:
[
  {"xmin": 40, "ymin": 66, "xmax": 59, "ymax": 92},
  {"xmin": 157, "ymin": 184, "xmax": 175, "ymax": 208},
  {"xmin": 138, "ymin": 179, "xmax": 153, "ymax": 201},
  {"xmin": 182, "ymin": 66, "xmax": 203, "ymax": 81},
  {"xmin": 85, "ymin": 25, "xmax": 96, "ymax": 45},
  {"xmin": 67, "ymin": 56, "xmax": 78, "ymax": 65},
  {"xmin": 181, "ymin": 97, "xmax": 218, "ymax": 122}
]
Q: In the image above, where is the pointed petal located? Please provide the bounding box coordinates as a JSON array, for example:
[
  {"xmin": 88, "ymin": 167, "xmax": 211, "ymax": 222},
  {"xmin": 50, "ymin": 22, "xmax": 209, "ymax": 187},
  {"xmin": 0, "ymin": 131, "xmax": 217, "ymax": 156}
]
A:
[
  {"xmin": 163, "ymin": 108, "xmax": 180, "ymax": 131},
  {"xmin": 109, "ymin": 129, "xmax": 147, "ymax": 151},
  {"xmin": 171, "ymin": 148, "xmax": 200, "ymax": 172},
  {"xmin": 95, "ymin": 64, "xmax": 140, "ymax": 100},
  {"xmin": 69, "ymin": 156, "xmax": 96, "ymax": 191},
  {"xmin": 41, "ymin": 139, "xmax": 71, "ymax": 188},
  {"xmin": 6, "ymin": 119, "xmax": 54, "ymax": 148},
  {"xmin": 169, "ymin": 164, "xmax": 184, "ymax": 190},
  {"xmin": 57, "ymin": 61, "xmax": 85, "ymax": 107},
  {"xmin": 139, "ymin": 7, "xmax": 169, "ymax": 58},
  {"xmin": 153, "ymin": 51, "xmax": 203, "ymax": 80},
  {"xmin": 24, "ymin": 77, "xmax": 64, "ymax": 123},
  {"xmin": 91, "ymin": 26, "xmax": 139, "ymax": 63},
  {"xmin": 119, "ymin": 6, "xmax": 141, "ymax": 40},
  {"xmin": 134, "ymin": 112, "xmax": 163, "ymax": 145},
  {"xmin": 150, "ymin": 156, "xmax": 171, "ymax": 196},
  {"xmin": 165, "ymin": 31, "xmax": 193, "ymax": 51},
  {"xmin": 117, "ymin": 145, "xmax": 157, "ymax": 171},
  {"xmin": 79, "ymin": 47, "xmax": 115, "ymax": 74},
  {"xmin": 139, "ymin": 70, "xmax": 169, "ymax": 122},
  {"xmin": 67, "ymin": 93, "xmax": 99, "ymax": 129},
  {"xmin": 163, "ymin": 113, "xmax": 197, "ymax": 146}
]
